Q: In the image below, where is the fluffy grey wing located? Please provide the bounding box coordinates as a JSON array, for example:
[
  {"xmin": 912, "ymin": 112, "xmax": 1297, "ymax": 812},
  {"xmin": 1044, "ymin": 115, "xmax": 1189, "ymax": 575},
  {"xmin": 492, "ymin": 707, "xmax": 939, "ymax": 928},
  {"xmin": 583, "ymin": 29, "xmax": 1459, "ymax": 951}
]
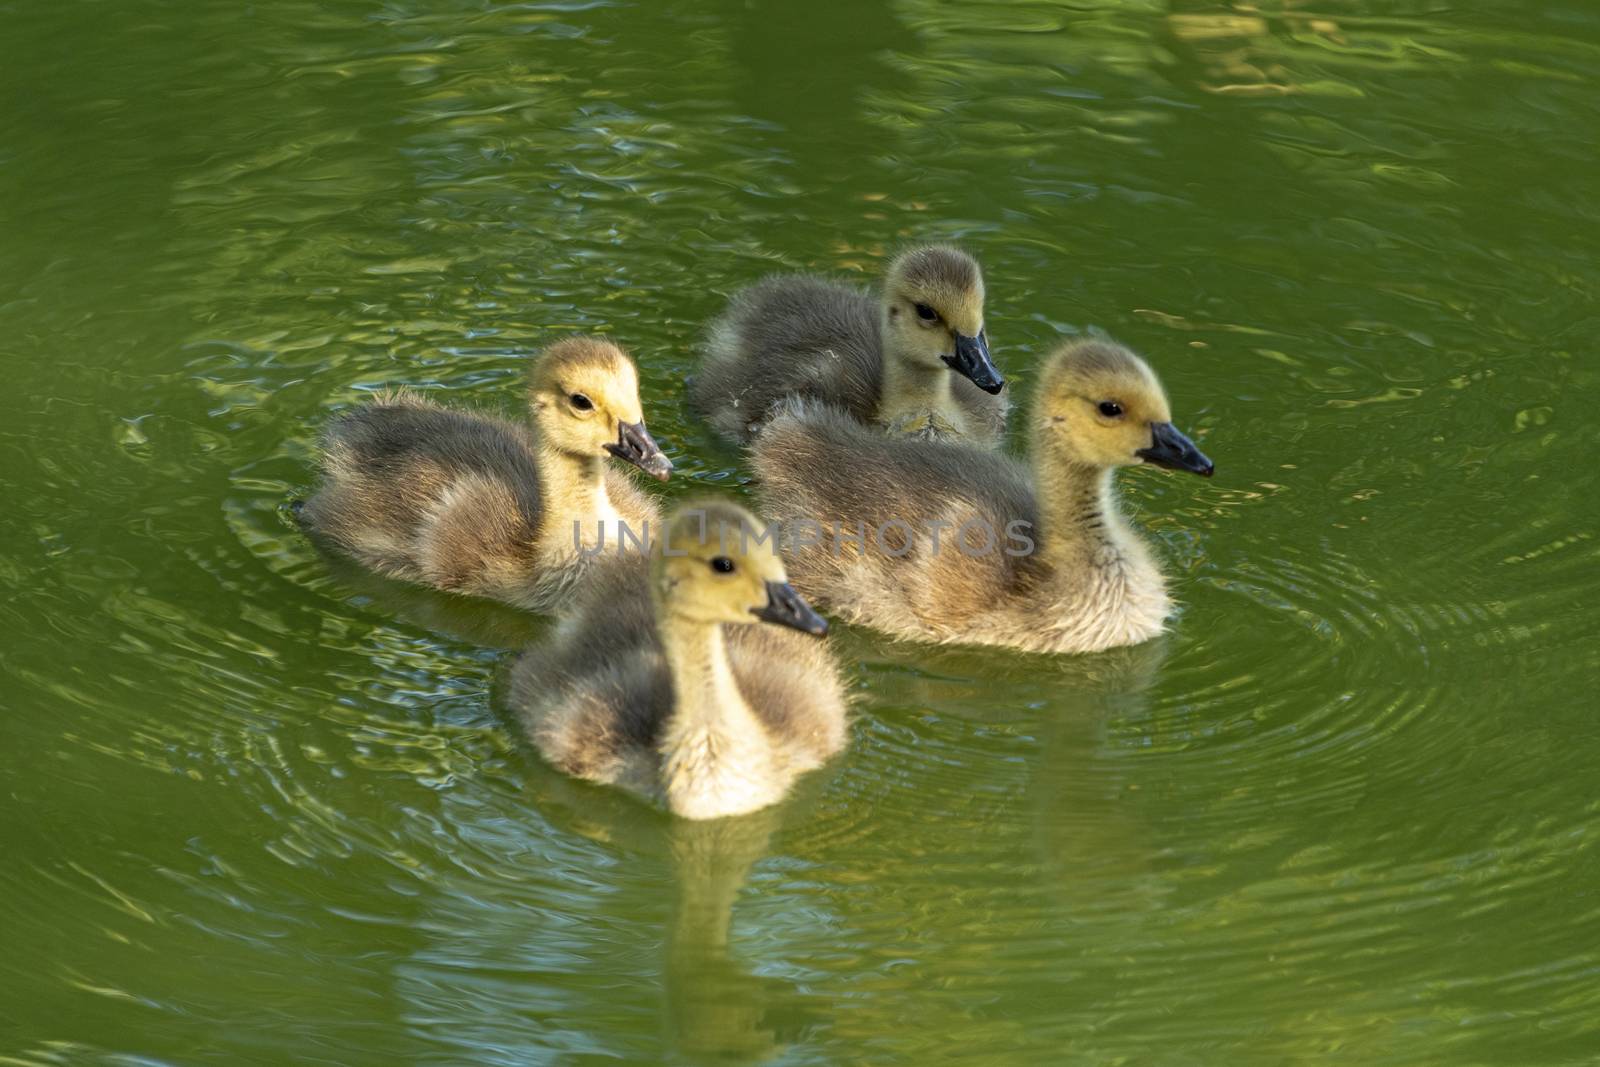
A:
[{"xmin": 690, "ymin": 275, "xmax": 883, "ymax": 440}]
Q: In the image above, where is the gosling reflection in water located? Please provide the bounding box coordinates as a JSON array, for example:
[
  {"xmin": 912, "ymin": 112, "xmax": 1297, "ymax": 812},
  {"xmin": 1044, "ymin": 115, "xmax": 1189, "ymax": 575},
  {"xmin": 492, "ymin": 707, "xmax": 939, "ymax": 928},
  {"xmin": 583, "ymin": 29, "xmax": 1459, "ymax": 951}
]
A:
[
  {"xmin": 507, "ymin": 761, "xmax": 828, "ymax": 1063},
  {"xmin": 307, "ymin": 542, "xmax": 550, "ymax": 651},
  {"xmin": 662, "ymin": 809, "xmax": 818, "ymax": 1062},
  {"xmin": 839, "ymin": 631, "xmax": 1174, "ymax": 918}
]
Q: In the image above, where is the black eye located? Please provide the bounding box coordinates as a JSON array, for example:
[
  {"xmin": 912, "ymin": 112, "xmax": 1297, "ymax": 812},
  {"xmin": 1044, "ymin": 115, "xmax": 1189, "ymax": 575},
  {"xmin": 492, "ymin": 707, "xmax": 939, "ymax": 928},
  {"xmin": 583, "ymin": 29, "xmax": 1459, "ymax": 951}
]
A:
[
  {"xmin": 710, "ymin": 556, "xmax": 735, "ymax": 575},
  {"xmin": 914, "ymin": 303, "xmax": 938, "ymax": 322},
  {"xmin": 1098, "ymin": 401, "xmax": 1124, "ymax": 418},
  {"xmin": 569, "ymin": 393, "xmax": 593, "ymax": 411}
]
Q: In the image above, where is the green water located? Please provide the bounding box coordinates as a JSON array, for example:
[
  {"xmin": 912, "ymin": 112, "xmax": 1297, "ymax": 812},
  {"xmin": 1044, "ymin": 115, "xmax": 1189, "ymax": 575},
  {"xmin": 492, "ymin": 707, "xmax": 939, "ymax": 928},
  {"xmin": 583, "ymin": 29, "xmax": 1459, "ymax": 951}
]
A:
[{"xmin": 4, "ymin": 0, "xmax": 1599, "ymax": 1063}]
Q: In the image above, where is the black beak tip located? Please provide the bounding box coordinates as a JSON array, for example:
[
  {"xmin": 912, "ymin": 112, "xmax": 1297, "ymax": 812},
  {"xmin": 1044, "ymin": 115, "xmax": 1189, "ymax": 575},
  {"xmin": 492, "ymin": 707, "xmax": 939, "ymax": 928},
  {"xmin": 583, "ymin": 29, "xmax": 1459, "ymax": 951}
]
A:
[
  {"xmin": 607, "ymin": 423, "xmax": 674, "ymax": 482},
  {"xmin": 946, "ymin": 335, "xmax": 1005, "ymax": 395},
  {"xmin": 1138, "ymin": 423, "xmax": 1214, "ymax": 478},
  {"xmin": 1182, "ymin": 444, "xmax": 1216, "ymax": 478},
  {"xmin": 797, "ymin": 612, "xmax": 829, "ymax": 637},
  {"xmin": 645, "ymin": 456, "xmax": 674, "ymax": 482},
  {"xmin": 945, "ymin": 358, "xmax": 1006, "ymax": 396},
  {"xmin": 754, "ymin": 581, "xmax": 829, "ymax": 637}
]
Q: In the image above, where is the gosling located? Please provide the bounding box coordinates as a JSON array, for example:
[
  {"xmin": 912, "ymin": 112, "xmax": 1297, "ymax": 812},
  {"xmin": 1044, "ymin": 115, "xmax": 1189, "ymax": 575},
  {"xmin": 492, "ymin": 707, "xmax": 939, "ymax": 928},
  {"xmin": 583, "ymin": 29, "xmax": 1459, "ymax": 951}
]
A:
[
  {"xmin": 513, "ymin": 500, "xmax": 848, "ymax": 821},
  {"xmin": 299, "ymin": 336, "xmax": 672, "ymax": 612},
  {"xmin": 750, "ymin": 339, "xmax": 1215, "ymax": 655},
  {"xmin": 689, "ymin": 245, "xmax": 1008, "ymax": 445}
]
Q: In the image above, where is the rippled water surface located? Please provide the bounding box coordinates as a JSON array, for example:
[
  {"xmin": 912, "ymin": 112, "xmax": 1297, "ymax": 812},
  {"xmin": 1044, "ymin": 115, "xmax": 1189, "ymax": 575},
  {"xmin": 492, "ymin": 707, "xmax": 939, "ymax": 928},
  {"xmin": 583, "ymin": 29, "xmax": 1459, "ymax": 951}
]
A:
[{"xmin": 4, "ymin": 0, "xmax": 1599, "ymax": 1063}]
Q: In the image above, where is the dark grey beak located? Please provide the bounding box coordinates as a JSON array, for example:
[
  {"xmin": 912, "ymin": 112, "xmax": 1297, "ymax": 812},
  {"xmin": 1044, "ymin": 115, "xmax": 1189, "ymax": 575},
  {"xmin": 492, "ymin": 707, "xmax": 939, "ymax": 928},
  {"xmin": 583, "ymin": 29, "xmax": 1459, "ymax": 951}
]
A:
[
  {"xmin": 943, "ymin": 330, "xmax": 1005, "ymax": 395},
  {"xmin": 750, "ymin": 580, "xmax": 828, "ymax": 637},
  {"xmin": 604, "ymin": 420, "xmax": 673, "ymax": 481},
  {"xmin": 1136, "ymin": 421, "xmax": 1214, "ymax": 477}
]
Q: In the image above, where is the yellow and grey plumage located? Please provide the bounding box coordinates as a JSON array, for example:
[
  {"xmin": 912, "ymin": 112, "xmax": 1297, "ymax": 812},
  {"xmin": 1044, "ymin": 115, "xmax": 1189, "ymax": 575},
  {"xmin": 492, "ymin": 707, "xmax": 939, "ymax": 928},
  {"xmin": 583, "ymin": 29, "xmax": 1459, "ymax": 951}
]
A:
[
  {"xmin": 512, "ymin": 500, "xmax": 849, "ymax": 820},
  {"xmin": 689, "ymin": 245, "xmax": 1009, "ymax": 445},
  {"xmin": 300, "ymin": 336, "xmax": 670, "ymax": 612},
  {"xmin": 751, "ymin": 339, "xmax": 1214, "ymax": 655}
]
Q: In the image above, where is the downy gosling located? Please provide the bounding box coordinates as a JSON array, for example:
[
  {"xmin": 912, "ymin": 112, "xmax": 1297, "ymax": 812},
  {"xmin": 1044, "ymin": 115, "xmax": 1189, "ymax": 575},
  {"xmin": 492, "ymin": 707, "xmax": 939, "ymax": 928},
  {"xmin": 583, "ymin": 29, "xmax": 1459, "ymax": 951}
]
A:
[
  {"xmin": 751, "ymin": 339, "xmax": 1215, "ymax": 655},
  {"xmin": 299, "ymin": 336, "xmax": 672, "ymax": 612},
  {"xmin": 513, "ymin": 500, "xmax": 848, "ymax": 821},
  {"xmin": 689, "ymin": 245, "xmax": 1008, "ymax": 445}
]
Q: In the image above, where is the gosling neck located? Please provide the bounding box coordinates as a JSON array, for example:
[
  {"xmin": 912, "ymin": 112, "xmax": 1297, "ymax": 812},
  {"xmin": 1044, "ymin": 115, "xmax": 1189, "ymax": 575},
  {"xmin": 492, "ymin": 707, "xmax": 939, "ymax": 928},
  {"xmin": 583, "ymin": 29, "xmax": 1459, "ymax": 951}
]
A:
[
  {"xmin": 1031, "ymin": 451, "xmax": 1172, "ymax": 649},
  {"xmin": 538, "ymin": 445, "xmax": 610, "ymax": 547},
  {"xmin": 879, "ymin": 317, "xmax": 963, "ymax": 433},
  {"xmin": 660, "ymin": 614, "xmax": 747, "ymax": 725},
  {"xmin": 656, "ymin": 611, "xmax": 779, "ymax": 820},
  {"xmin": 1032, "ymin": 453, "xmax": 1135, "ymax": 576}
]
